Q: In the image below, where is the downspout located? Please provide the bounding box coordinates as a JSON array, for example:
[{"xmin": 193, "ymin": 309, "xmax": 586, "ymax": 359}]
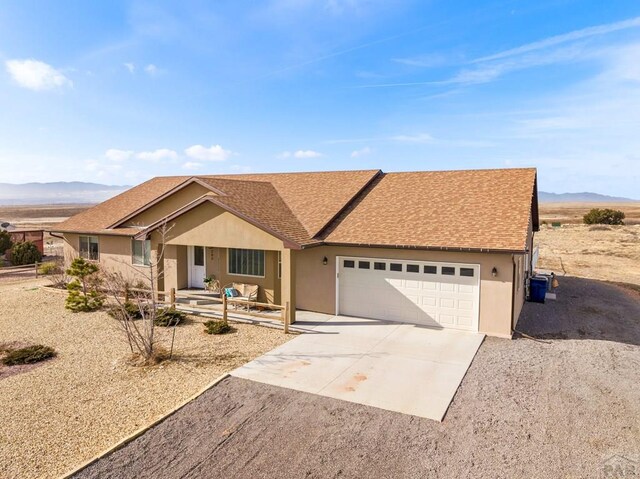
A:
[{"xmin": 510, "ymin": 254, "xmax": 516, "ymax": 336}]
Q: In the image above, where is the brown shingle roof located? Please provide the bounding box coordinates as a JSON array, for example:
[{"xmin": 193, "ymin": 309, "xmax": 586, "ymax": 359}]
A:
[
  {"xmin": 53, "ymin": 176, "xmax": 188, "ymax": 235},
  {"xmin": 197, "ymin": 178, "xmax": 312, "ymax": 246},
  {"xmin": 52, "ymin": 168, "xmax": 537, "ymax": 252},
  {"xmin": 208, "ymin": 170, "xmax": 380, "ymax": 237},
  {"xmin": 322, "ymin": 168, "xmax": 537, "ymax": 251}
]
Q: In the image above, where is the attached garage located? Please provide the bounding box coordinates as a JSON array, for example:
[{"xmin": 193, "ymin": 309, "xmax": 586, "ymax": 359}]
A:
[{"xmin": 337, "ymin": 256, "xmax": 480, "ymax": 331}]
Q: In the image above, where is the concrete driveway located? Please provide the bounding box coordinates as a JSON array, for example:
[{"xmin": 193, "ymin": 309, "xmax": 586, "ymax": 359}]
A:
[{"xmin": 231, "ymin": 312, "xmax": 484, "ymax": 421}]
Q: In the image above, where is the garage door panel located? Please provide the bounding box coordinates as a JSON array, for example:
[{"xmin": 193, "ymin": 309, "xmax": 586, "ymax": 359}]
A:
[{"xmin": 338, "ymin": 257, "xmax": 479, "ymax": 331}]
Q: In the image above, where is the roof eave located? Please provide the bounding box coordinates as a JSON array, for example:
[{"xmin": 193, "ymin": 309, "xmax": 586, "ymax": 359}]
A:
[{"xmin": 318, "ymin": 241, "xmax": 528, "ymax": 254}]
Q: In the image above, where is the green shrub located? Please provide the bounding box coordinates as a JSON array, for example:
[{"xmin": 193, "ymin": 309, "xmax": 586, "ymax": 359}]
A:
[
  {"xmin": 583, "ymin": 208, "xmax": 625, "ymax": 225},
  {"xmin": 2, "ymin": 345, "xmax": 56, "ymax": 366},
  {"xmin": 65, "ymin": 258, "xmax": 104, "ymax": 312},
  {"xmin": 0, "ymin": 231, "xmax": 12, "ymax": 256},
  {"xmin": 9, "ymin": 241, "xmax": 42, "ymax": 266},
  {"xmin": 204, "ymin": 320, "xmax": 233, "ymax": 335},
  {"xmin": 38, "ymin": 262, "xmax": 59, "ymax": 275},
  {"xmin": 155, "ymin": 308, "xmax": 186, "ymax": 327},
  {"xmin": 107, "ymin": 301, "xmax": 147, "ymax": 320}
]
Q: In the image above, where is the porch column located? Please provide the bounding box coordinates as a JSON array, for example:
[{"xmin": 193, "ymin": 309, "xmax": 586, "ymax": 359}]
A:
[
  {"xmin": 162, "ymin": 244, "xmax": 179, "ymax": 294},
  {"xmin": 280, "ymin": 248, "xmax": 297, "ymax": 324}
]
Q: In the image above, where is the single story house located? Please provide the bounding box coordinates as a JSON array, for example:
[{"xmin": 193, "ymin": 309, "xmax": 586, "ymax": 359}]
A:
[{"xmin": 51, "ymin": 168, "xmax": 538, "ymax": 338}]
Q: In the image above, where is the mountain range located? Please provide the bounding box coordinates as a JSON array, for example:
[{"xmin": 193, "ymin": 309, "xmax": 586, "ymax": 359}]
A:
[
  {"xmin": 0, "ymin": 182, "xmax": 129, "ymax": 205},
  {"xmin": 0, "ymin": 181, "xmax": 637, "ymax": 205},
  {"xmin": 537, "ymin": 191, "xmax": 638, "ymax": 203}
]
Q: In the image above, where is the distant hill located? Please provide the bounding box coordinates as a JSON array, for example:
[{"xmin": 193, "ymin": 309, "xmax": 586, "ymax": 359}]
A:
[
  {"xmin": 539, "ymin": 191, "xmax": 638, "ymax": 203},
  {"xmin": 0, "ymin": 182, "xmax": 129, "ymax": 205}
]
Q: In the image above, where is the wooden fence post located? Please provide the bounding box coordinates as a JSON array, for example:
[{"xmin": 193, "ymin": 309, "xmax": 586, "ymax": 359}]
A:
[
  {"xmin": 34, "ymin": 262, "xmax": 39, "ymax": 278},
  {"xmin": 170, "ymin": 288, "xmax": 176, "ymax": 308},
  {"xmin": 284, "ymin": 301, "xmax": 290, "ymax": 334},
  {"xmin": 222, "ymin": 293, "xmax": 228, "ymax": 324}
]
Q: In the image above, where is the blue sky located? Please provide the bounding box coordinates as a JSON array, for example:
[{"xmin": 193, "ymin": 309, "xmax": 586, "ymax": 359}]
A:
[{"xmin": 1, "ymin": 1, "xmax": 639, "ymax": 197}]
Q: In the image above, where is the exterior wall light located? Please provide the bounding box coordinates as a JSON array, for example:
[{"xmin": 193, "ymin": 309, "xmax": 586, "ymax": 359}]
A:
[
  {"xmin": 492, "ymin": 267, "xmax": 498, "ymax": 277},
  {"xmin": 322, "ymin": 256, "xmax": 328, "ymax": 265}
]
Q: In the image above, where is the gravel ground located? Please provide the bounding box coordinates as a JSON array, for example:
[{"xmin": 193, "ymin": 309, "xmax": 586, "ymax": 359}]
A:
[
  {"xmin": 75, "ymin": 277, "xmax": 640, "ymax": 479},
  {"xmin": 0, "ymin": 279, "xmax": 291, "ymax": 479}
]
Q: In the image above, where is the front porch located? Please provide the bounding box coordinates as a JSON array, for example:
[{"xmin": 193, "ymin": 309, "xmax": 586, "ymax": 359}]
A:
[{"xmin": 160, "ymin": 244, "xmax": 296, "ymax": 323}]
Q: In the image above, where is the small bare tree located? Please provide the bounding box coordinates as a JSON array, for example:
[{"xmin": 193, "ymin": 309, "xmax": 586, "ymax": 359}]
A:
[{"xmin": 102, "ymin": 223, "xmax": 175, "ymax": 365}]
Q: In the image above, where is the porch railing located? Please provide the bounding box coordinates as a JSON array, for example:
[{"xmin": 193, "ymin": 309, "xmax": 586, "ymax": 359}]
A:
[{"xmin": 126, "ymin": 287, "xmax": 290, "ymax": 333}]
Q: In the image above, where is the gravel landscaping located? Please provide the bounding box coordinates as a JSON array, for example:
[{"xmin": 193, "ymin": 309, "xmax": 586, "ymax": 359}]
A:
[
  {"xmin": 0, "ymin": 279, "xmax": 292, "ymax": 479},
  {"xmin": 75, "ymin": 277, "xmax": 640, "ymax": 479}
]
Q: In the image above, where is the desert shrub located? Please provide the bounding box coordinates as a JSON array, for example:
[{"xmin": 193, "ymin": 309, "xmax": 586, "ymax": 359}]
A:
[
  {"xmin": 65, "ymin": 258, "xmax": 104, "ymax": 312},
  {"xmin": 107, "ymin": 301, "xmax": 148, "ymax": 320},
  {"xmin": 0, "ymin": 231, "xmax": 12, "ymax": 256},
  {"xmin": 38, "ymin": 262, "xmax": 58, "ymax": 275},
  {"xmin": 9, "ymin": 241, "xmax": 42, "ymax": 266},
  {"xmin": 583, "ymin": 208, "xmax": 625, "ymax": 225},
  {"xmin": 2, "ymin": 345, "xmax": 56, "ymax": 366},
  {"xmin": 155, "ymin": 308, "xmax": 186, "ymax": 327},
  {"xmin": 204, "ymin": 320, "xmax": 233, "ymax": 335}
]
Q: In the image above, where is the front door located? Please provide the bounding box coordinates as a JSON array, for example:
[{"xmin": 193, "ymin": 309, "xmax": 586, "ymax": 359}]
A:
[{"xmin": 189, "ymin": 246, "xmax": 206, "ymax": 288}]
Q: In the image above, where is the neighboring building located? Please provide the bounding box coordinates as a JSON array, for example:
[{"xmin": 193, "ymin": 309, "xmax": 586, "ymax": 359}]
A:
[
  {"xmin": 8, "ymin": 229, "xmax": 45, "ymax": 255},
  {"xmin": 51, "ymin": 168, "xmax": 539, "ymax": 338}
]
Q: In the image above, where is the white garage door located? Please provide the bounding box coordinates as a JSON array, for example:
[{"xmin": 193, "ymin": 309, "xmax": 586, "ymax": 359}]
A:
[{"xmin": 337, "ymin": 256, "xmax": 480, "ymax": 331}]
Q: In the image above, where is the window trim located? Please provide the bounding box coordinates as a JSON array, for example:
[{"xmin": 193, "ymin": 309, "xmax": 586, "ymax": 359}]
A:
[
  {"xmin": 227, "ymin": 248, "xmax": 266, "ymax": 278},
  {"xmin": 79, "ymin": 235, "xmax": 99, "ymax": 261},
  {"xmin": 131, "ymin": 239, "xmax": 151, "ymax": 267},
  {"xmin": 277, "ymin": 251, "xmax": 282, "ymax": 279}
]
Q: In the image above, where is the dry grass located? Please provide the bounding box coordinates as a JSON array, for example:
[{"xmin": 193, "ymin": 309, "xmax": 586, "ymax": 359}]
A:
[
  {"xmin": 0, "ymin": 279, "xmax": 291, "ymax": 479},
  {"xmin": 536, "ymin": 223, "xmax": 640, "ymax": 285},
  {"xmin": 539, "ymin": 202, "xmax": 640, "ymax": 225}
]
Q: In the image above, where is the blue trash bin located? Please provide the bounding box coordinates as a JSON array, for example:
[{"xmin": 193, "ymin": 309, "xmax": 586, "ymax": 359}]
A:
[{"xmin": 529, "ymin": 277, "xmax": 547, "ymax": 303}]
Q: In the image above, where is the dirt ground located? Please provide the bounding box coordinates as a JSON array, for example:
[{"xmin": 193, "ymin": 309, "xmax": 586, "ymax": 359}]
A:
[
  {"xmin": 535, "ymin": 224, "xmax": 640, "ymax": 285},
  {"xmin": 0, "ymin": 280, "xmax": 291, "ymax": 479},
  {"xmin": 75, "ymin": 277, "xmax": 640, "ymax": 479}
]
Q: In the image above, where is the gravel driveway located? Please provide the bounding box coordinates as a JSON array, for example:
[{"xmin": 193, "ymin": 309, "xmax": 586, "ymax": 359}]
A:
[{"xmin": 75, "ymin": 277, "xmax": 640, "ymax": 479}]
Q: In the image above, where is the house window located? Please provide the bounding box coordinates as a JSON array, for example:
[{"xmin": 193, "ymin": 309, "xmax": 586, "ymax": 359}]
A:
[
  {"xmin": 343, "ymin": 260, "xmax": 355, "ymax": 268},
  {"xmin": 79, "ymin": 235, "xmax": 99, "ymax": 261},
  {"xmin": 424, "ymin": 265, "xmax": 437, "ymax": 274},
  {"xmin": 228, "ymin": 248, "xmax": 265, "ymax": 277},
  {"xmin": 390, "ymin": 263, "xmax": 402, "ymax": 272},
  {"xmin": 358, "ymin": 261, "xmax": 370, "ymax": 269},
  {"xmin": 132, "ymin": 239, "xmax": 151, "ymax": 266},
  {"xmin": 442, "ymin": 266, "xmax": 456, "ymax": 276},
  {"xmin": 406, "ymin": 264, "xmax": 419, "ymax": 273},
  {"xmin": 460, "ymin": 267, "xmax": 475, "ymax": 277},
  {"xmin": 374, "ymin": 262, "xmax": 386, "ymax": 271}
]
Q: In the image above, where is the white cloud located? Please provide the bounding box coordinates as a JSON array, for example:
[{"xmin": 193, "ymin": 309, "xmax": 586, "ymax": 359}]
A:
[
  {"xmin": 5, "ymin": 59, "xmax": 72, "ymax": 91},
  {"xmin": 124, "ymin": 62, "xmax": 135, "ymax": 73},
  {"xmin": 182, "ymin": 161, "xmax": 203, "ymax": 170},
  {"xmin": 390, "ymin": 133, "xmax": 434, "ymax": 143},
  {"xmin": 278, "ymin": 150, "xmax": 323, "ymax": 159},
  {"xmin": 473, "ymin": 16, "xmax": 640, "ymax": 63},
  {"xmin": 136, "ymin": 148, "xmax": 178, "ymax": 161},
  {"xmin": 230, "ymin": 164, "xmax": 253, "ymax": 173},
  {"xmin": 145, "ymin": 64, "xmax": 160, "ymax": 75},
  {"xmin": 184, "ymin": 144, "xmax": 232, "ymax": 162},
  {"xmin": 105, "ymin": 148, "xmax": 134, "ymax": 162},
  {"xmin": 351, "ymin": 146, "xmax": 372, "ymax": 158}
]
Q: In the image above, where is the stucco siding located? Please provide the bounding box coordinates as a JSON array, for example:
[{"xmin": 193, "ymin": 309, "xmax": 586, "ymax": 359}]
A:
[
  {"xmin": 296, "ymin": 245, "xmax": 516, "ymax": 337},
  {"xmin": 124, "ymin": 182, "xmax": 211, "ymax": 227},
  {"xmin": 63, "ymin": 233, "xmax": 151, "ymax": 286},
  {"xmin": 161, "ymin": 202, "xmax": 285, "ymax": 251}
]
